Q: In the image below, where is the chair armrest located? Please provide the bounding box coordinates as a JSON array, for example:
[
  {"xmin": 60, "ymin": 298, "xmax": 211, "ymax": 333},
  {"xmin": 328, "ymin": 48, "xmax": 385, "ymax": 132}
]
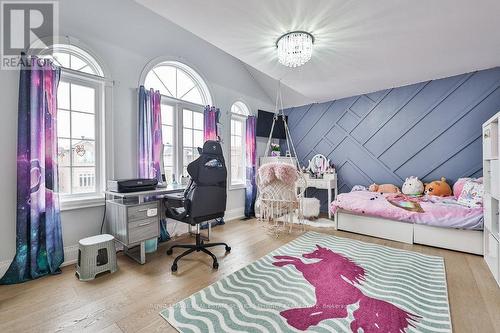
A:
[{"xmin": 164, "ymin": 195, "xmax": 190, "ymax": 220}]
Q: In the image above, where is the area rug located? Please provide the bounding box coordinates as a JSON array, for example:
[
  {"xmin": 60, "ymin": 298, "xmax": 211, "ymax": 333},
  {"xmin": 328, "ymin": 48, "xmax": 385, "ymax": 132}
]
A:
[{"xmin": 160, "ymin": 231, "xmax": 452, "ymax": 332}]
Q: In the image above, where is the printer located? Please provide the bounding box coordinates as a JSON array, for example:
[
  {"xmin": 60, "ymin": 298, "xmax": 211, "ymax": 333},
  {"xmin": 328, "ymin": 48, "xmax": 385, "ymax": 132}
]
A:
[{"xmin": 107, "ymin": 178, "xmax": 158, "ymax": 193}]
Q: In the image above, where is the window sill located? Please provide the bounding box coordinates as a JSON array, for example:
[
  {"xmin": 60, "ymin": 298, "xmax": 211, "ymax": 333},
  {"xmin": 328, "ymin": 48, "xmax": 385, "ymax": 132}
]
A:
[
  {"xmin": 229, "ymin": 183, "xmax": 246, "ymax": 191},
  {"xmin": 60, "ymin": 194, "xmax": 105, "ymax": 211}
]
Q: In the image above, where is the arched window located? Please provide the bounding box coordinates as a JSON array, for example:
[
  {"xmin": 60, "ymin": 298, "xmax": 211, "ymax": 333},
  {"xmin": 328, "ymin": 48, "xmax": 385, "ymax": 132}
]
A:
[
  {"xmin": 143, "ymin": 61, "xmax": 212, "ymax": 179},
  {"xmin": 40, "ymin": 44, "xmax": 104, "ymax": 76},
  {"xmin": 40, "ymin": 44, "xmax": 106, "ymax": 201},
  {"xmin": 144, "ymin": 61, "xmax": 211, "ymax": 105},
  {"xmin": 230, "ymin": 101, "xmax": 250, "ymax": 186}
]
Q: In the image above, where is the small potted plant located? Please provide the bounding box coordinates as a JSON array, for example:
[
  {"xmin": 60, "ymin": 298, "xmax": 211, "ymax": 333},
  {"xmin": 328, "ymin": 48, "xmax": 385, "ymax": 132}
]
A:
[{"xmin": 271, "ymin": 143, "xmax": 281, "ymax": 157}]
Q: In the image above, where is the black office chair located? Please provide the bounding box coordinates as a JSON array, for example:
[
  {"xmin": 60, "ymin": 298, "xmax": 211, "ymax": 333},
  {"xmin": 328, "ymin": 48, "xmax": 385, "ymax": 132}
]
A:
[{"xmin": 164, "ymin": 141, "xmax": 231, "ymax": 272}]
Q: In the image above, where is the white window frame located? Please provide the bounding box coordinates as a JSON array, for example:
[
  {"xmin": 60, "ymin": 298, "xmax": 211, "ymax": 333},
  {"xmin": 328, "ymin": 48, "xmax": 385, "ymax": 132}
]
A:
[
  {"xmin": 31, "ymin": 39, "xmax": 113, "ymax": 210},
  {"xmin": 142, "ymin": 60, "xmax": 212, "ymax": 182},
  {"xmin": 229, "ymin": 101, "xmax": 250, "ymax": 189},
  {"xmin": 161, "ymin": 96, "xmax": 204, "ymax": 181},
  {"xmin": 58, "ymin": 69, "xmax": 107, "ymax": 209}
]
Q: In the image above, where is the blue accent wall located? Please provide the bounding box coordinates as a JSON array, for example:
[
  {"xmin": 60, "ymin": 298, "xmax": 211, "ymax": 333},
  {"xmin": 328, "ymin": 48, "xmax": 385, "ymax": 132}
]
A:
[{"xmin": 286, "ymin": 67, "xmax": 500, "ymax": 210}]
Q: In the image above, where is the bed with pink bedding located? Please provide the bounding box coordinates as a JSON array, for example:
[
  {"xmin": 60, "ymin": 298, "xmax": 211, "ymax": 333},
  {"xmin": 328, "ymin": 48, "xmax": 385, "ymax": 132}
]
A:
[{"xmin": 330, "ymin": 191, "xmax": 483, "ymax": 230}]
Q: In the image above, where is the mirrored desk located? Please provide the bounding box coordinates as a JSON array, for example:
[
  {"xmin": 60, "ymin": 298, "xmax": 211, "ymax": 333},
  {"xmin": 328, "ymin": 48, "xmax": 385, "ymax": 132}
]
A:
[{"xmin": 104, "ymin": 184, "xmax": 185, "ymax": 264}]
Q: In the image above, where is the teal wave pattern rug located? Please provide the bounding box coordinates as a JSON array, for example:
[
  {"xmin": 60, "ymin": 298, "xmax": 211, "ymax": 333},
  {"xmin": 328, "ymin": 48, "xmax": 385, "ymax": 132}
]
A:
[{"xmin": 160, "ymin": 231, "xmax": 451, "ymax": 332}]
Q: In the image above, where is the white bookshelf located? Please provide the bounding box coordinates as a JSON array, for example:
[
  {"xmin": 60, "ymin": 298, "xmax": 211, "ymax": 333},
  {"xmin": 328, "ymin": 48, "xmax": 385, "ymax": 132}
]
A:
[{"xmin": 483, "ymin": 112, "xmax": 500, "ymax": 287}]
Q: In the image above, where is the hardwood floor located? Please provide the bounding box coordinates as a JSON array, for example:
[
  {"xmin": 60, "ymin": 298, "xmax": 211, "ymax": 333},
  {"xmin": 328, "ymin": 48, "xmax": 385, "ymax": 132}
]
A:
[{"xmin": 1, "ymin": 219, "xmax": 499, "ymax": 333}]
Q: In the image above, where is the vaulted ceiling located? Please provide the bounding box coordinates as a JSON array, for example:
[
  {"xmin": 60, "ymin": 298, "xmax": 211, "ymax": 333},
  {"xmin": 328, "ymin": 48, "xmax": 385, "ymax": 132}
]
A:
[{"xmin": 135, "ymin": 0, "xmax": 500, "ymax": 107}]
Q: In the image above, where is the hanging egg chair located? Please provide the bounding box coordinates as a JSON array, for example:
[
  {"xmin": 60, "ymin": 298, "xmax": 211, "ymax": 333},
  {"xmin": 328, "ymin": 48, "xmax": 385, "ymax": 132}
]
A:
[{"xmin": 256, "ymin": 82, "xmax": 306, "ymax": 235}]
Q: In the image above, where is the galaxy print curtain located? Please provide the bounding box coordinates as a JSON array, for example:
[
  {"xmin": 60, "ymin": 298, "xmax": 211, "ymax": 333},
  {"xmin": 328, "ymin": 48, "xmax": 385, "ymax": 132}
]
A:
[
  {"xmin": 1, "ymin": 56, "xmax": 64, "ymax": 284},
  {"xmin": 138, "ymin": 86, "xmax": 169, "ymax": 241},
  {"xmin": 203, "ymin": 105, "xmax": 219, "ymax": 142},
  {"xmin": 244, "ymin": 116, "xmax": 257, "ymax": 218}
]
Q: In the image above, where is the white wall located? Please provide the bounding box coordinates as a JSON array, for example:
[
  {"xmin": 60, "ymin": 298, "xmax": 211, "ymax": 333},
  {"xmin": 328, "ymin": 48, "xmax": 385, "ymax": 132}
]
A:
[{"xmin": 0, "ymin": 0, "xmax": 274, "ymax": 265}]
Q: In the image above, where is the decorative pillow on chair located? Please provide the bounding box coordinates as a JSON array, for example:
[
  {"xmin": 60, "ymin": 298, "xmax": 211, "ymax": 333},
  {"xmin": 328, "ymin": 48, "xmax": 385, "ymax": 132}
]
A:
[{"xmin": 457, "ymin": 180, "xmax": 484, "ymax": 208}]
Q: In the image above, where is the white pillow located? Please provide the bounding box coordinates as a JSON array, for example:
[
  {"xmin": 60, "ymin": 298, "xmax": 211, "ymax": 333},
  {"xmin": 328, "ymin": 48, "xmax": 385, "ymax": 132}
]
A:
[{"xmin": 457, "ymin": 181, "xmax": 484, "ymax": 208}]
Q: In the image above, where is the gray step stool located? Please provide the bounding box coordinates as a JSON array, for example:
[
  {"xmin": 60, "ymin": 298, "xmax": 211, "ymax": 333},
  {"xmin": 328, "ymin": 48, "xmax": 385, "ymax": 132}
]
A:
[{"xmin": 76, "ymin": 234, "xmax": 117, "ymax": 281}]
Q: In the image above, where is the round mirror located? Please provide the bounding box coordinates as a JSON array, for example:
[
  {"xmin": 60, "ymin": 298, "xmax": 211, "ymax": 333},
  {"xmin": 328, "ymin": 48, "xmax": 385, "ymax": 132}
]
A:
[{"xmin": 308, "ymin": 154, "xmax": 329, "ymax": 173}]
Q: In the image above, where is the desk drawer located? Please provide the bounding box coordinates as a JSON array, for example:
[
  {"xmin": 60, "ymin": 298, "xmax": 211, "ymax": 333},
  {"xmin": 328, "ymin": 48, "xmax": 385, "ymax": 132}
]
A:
[
  {"xmin": 128, "ymin": 203, "xmax": 158, "ymax": 222},
  {"xmin": 128, "ymin": 218, "xmax": 159, "ymax": 244}
]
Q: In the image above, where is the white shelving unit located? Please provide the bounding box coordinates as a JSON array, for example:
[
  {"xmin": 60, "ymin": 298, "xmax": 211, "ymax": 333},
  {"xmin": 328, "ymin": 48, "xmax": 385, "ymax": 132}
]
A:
[{"xmin": 483, "ymin": 112, "xmax": 500, "ymax": 287}]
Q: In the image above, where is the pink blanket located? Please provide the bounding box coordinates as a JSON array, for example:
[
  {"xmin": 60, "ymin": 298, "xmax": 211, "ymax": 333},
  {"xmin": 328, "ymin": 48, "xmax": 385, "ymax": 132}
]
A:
[{"xmin": 330, "ymin": 191, "xmax": 483, "ymax": 230}]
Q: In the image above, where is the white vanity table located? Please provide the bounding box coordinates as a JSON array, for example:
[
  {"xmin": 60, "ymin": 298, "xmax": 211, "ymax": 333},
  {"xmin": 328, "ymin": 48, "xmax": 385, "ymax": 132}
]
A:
[{"xmin": 296, "ymin": 173, "xmax": 338, "ymax": 219}]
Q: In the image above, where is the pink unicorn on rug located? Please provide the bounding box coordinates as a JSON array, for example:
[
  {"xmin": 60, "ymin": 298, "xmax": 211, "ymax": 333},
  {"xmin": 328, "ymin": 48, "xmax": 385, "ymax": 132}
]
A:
[{"xmin": 273, "ymin": 245, "xmax": 420, "ymax": 332}]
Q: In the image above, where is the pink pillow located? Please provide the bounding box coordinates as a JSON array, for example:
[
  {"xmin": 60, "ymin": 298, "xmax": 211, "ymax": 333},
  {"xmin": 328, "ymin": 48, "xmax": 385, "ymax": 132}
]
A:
[
  {"xmin": 453, "ymin": 177, "xmax": 483, "ymax": 199},
  {"xmin": 453, "ymin": 178, "xmax": 471, "ymax": 199}
]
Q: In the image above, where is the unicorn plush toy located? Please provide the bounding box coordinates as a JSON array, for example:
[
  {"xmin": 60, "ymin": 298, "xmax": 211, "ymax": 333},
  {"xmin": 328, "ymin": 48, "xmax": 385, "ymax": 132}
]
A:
[{"xmin": 402, "ymin": 176, "xmax": 424, "ymax": 196}]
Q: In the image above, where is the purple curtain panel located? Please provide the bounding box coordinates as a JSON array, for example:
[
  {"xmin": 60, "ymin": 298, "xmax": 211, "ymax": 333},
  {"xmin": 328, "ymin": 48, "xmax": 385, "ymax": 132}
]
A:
[{"xmin": 1, "ymin": 56, "xmax": 64, "ymax": 284}]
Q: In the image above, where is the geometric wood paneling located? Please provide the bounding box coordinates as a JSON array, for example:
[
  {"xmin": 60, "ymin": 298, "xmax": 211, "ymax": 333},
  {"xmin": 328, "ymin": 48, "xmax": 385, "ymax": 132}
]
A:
[{"xmin": 286, "ymin": 67, "xmax": 500, "ymax": 211}]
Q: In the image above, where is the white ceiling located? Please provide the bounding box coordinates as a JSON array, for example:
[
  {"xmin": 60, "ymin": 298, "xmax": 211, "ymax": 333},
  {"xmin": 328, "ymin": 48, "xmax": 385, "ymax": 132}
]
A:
[{"xmin": 135, "ymin": 0, "xmax": 500, "ymax": 106}]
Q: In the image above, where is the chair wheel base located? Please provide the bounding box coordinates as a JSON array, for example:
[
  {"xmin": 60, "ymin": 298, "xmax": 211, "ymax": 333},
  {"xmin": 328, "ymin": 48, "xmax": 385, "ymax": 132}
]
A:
[
  {"xmin": 171, "ymin": 264, "xmax": 178, "ymax": 272},
  {"xmin": 213, "ymin": 262, "xmax": 219, "ymax": 269}
]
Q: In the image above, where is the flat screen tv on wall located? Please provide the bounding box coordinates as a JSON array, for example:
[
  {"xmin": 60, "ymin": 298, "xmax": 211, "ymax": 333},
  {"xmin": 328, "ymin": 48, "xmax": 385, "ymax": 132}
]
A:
[{"xmin": 256, "ymin": 110, "xmax": 288, "ymax": 139}]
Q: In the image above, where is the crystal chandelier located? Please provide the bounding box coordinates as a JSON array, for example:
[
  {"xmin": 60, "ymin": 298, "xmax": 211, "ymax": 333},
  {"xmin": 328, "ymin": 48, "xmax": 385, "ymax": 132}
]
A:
[{"xmin": 276, "ymin": 31, "xmax": 314, "ymax": 68}]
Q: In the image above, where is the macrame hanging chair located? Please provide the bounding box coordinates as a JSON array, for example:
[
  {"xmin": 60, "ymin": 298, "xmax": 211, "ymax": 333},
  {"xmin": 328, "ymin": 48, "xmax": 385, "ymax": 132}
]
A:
[{"xmin": 256, "ymin": 82, "xmax": 306, "ymax": 235}]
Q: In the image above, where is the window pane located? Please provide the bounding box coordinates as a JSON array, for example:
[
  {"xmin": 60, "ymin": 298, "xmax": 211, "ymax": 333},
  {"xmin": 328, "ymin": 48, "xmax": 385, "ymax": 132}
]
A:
[
  {"xmin": 162, "ymin": 125, "xmax": 174, "ymax": 145},
  {"xmin": 234, "ymin": 120, "xmax": 242, "ymax": 136},
  {"xmin": 183, "ymin": 128, "xmax": 193, "ymax": 147},
  {"xmin": 153, "ymin": 66, "xmax": 176, "ymax": 97},
  {"xmin": 72, "ymin": 167, "xmax": 96, "ymax": 193},
  {"xmin": 57, "ymin": 139, "xmax": 71, "ymax": 167},
  {"xmin": 231, "ymin": 102, "xmax": 249, "ymax": 116},
  {"xmin": 71, "ymin": 112, "xmax": 95, "ymax": 139},
  {"xmin": 58, "ymin": 167, "xmax": 71, "ymax": 194},
  {"xmin": 72, "ymin": 140, "xmax": 95, "ymax": 166},
  {"xmin": 71, "ymin": 84, "xmax": 95, "ymax": 113},
  {"xmin": 57, "ymin": 81, "xmax": 70, "ymax": 109},
  {"xmin": 70, "ymin": 55, "xmax": 87, "ymax": 71},
  {"xmin": 52, "ymin": 52, "xmax": 70, "ymax": 68},
  {"xmin": 183, "ymin": 109, "xmax": 192, "ymax": 128},
  {"xmin": 57, "ymin": 109, "xmax": 70, "ymax": 138},
  {"xmin": 183, "ymin": 148, "xmax": 194, "ymax": 167},
  {"xmin": 177, "ymin": 69, "xmax": 195, "ymax": 99},
  {"xmin": 144, "ymin": 73, "xmax": 172, "ymax": 97},
  {"xmin": 182, "ymin": 88, "xmax": 203, "ymax": 105},
  {"xmin": 163, "ymin": 145, "xmax": 173, "ymax": 166},
  {"xmin": 193, "ymin": 130, "xmax": 203, "ymax": 148},
  {"xmin": 163, "ymin": 166, "xmax": 173, "ymax": 184},
  {"xmin": 161, "ymin": 104, "xmax": 174, "ymax": 126},
  {"xmin": 193, "ymin": 112, "xmax": 203, "ymax": 130},
  {"xmin": 79, "ymin": 66, "xmax": 95, "ymax": 75}
]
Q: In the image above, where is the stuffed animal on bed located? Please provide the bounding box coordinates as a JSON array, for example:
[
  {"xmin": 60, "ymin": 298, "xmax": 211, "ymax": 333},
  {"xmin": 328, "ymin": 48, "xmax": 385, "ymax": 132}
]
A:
[
  {"xmin": 424, "ymin": 177, "xmax": 452, "ymax": 197},
  {"xmin": 402, "ymin": 176, "xmax": 424, "ymax": 196},
  {"xmin": 368, "ymin": 183, "xmax": 400, "ymax": 194}
]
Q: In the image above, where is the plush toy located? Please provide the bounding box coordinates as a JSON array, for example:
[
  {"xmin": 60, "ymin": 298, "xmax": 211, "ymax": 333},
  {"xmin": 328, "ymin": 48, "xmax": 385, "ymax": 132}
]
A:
[
  {"xmin": 369, "ymin": 183, "xmax": 400, "ymax": 194},
  {"xmin": 424, "ymin": 177, "xmax": 452, "ymax": 197},
  {"xmin": 402, "ymin": 176, "xmax": 424, "ymax": 196}
]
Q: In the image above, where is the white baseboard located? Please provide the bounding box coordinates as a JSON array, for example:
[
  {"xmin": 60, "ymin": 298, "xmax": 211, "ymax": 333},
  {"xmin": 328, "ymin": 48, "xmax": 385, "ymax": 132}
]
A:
[
  {"xmin": 0, "ymin": 244, "xmax": 80, "ymax": 279},
  {"xmin": 225, "ymin": 207, "xmax": 245, "ymax": 221},
  {"xmin": 61, "ymin": 244, "xmax": 80, "ymax": 267},
  {"xmin": 0, "ymin": 207, "xmax": 247, "ymax": 278},
  {"xmin": 0, "ymin": 260, "xmax": 9, "ymax": 278}
]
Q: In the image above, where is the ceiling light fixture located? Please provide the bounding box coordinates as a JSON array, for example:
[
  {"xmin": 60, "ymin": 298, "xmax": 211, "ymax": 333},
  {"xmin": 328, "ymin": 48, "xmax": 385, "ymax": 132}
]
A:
[{"xmin": 276, "ymin": 31, "xmax": 314, "ymax": 68}]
